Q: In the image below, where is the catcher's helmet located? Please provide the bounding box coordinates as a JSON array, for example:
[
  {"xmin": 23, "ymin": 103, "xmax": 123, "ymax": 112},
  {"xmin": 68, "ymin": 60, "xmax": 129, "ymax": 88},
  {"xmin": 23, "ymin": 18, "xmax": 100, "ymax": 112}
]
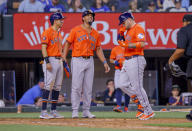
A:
[
  {"xmin": 82, "ymin": 10, "xmax": 95, "ymax": 21},
  {"xmin": 50, "ymin": 11, "xmax": 65, "ymax": 25},
  {"xmin": 119, "ymin": 12, "xmax": 134, "ymax": 25}
]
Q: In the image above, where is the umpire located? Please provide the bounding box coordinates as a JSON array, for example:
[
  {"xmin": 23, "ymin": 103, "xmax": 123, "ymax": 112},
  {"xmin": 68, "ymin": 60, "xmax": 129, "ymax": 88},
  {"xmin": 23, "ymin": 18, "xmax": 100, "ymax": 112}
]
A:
[{"xmin": 168, "ymin": 14, "xmax": 192, "ymax": 121}]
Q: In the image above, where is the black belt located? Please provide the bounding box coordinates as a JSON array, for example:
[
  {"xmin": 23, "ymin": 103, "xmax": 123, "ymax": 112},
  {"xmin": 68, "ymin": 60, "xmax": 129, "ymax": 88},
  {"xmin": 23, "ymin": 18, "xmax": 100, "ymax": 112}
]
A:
[
  {"xmin": 54, "ymin": 56, "xmax": 61, "ymax": 60},
  {"xmin": 82, "ymin": 56, "xmax": 91, "ymax": 59},
  {"xmin": 125, "ymin": 55, "xmax": 139, "ymax": 60}
]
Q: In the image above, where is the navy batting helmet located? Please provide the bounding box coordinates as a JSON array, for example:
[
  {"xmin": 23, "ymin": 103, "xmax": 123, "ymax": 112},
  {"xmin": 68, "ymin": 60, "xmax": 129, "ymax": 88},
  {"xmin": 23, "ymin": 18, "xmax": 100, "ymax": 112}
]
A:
[
  {"xmin": 118, "ymin": 12, "xmax": 134, "ymax": 25},
  {"xmin": 50, "ymin": 11, "xmax": 65, "ymax": 25},
  {"xmin": 82, "ymin": 10, "xmax": 95, "ymax": 21},
  {"xmin": 183, "ymin": 14, "xmax": 192, "ymax": 22}
]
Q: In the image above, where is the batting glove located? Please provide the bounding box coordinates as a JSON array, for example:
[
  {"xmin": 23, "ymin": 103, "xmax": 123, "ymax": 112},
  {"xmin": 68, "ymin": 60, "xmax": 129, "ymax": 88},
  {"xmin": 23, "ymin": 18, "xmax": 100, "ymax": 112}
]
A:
[{"xmin": 114, "ymin": 60, "xmax": 120, "ymax": 66}]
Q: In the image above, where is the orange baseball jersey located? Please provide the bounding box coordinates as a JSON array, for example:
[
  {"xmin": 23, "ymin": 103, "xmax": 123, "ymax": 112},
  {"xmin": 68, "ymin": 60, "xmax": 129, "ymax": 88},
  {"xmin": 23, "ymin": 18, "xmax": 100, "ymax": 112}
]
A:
[
  {"xmin": 124, "ymin": 24, "xmax": 145, "ymax": 57},
  {"xmin": 41, "ymin": 27, "xmax": 62, "ymax": 57},
  {"xmin": 110, "ymin": 45, "xmax": 125, "ymax": 70},
  {"xmin": 66, "ymin": 25, "xmax": 101, "ymax": 57}
]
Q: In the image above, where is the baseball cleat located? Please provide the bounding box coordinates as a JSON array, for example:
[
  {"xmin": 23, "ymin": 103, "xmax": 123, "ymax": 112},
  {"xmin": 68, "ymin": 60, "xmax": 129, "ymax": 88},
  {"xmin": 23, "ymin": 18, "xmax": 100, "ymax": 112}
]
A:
[
  {"xmin": 40, "ymin": 111, "xmax": 54, "ymax": 119},
  {"xmin": 82, "ymin": 111, "xmax": 96, "ymax": 118},
  {"xmin": 72, "ymin": 111, "xmax": 79, "ymax": 118},
  {"xmin": 124, "ymin": 107, "xmax": 128, "ymax": 112},
  {"xmin": 50, "ymin": 110, "xmax": 64, "ymax": 118},
  {"xmin": 138, "ymin": 112, "xmax": 155, "ymax": 120},
  {"xmin": 113, "ymin": 105, "xmax": 123, "ymax": 113},
  {"xmin": 136, "ymin": 109, "xmax": 144, "ymax": 118}
]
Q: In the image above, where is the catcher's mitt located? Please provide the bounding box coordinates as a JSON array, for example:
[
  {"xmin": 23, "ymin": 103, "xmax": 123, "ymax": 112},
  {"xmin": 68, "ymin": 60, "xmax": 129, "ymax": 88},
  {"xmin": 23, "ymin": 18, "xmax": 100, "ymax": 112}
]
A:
[{"xmin": 164, "ymin": 62, "xmax": 186, "ymax": 77}]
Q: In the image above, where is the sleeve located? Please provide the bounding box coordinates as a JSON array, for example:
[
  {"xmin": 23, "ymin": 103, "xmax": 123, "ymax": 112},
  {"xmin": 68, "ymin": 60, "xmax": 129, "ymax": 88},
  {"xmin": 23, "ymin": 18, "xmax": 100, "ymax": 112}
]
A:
[
  {"xmin": 18, "ymin": 1, "xmax": 24, "ymax": 12},
  {"xmin": 66, "ymin": 28, "xmax": 76, "ymax": 44},
  {"xmin": 95, "ymin": 33, "xmax": 101, "ymax": 47},
  {"xmin": 135, "ymin": 26, "xmax": 146, "ymax": 42},
  {"xmin": 177, "ymin": 28, "xmax": 187, "ymax": 49},
  {"xmin": 41, "ymin": 31, "xmax": 49, "ymax": 44},
  {"xmin": 110, "ymin": 48, "xmax": 116, "ymax": 60}
]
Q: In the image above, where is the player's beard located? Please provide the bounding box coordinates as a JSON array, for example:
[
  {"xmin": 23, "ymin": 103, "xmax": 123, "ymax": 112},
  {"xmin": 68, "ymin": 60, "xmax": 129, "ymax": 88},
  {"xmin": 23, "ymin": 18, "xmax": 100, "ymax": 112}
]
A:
[{"xmin": 88, "ymin": 18, "xmax": 93, "ymax": 25}]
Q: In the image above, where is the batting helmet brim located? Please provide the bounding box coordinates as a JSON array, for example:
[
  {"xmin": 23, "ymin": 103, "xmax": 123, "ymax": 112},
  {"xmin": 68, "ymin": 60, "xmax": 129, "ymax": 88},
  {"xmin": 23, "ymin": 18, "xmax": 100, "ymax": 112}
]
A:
[{"xmin": 82, "ymin": 10, "xmax": 95, "ymax": 18}]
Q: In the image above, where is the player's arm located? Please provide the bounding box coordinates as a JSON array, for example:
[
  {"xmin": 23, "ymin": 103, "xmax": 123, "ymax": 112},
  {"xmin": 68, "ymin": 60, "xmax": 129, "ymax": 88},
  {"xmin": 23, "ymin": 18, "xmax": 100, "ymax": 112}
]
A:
[
  {"xmin": 109, "ymin": 48, "xmax": 116, "ymax": 64},
  {"xmin": 42, "ymin": 43, "xmax": 52, "ymax": 71},
  {"xmin": 96, "ymin": 46, "xmax": 110, "ymax": 73},
  {"xmin": 62, "ymin": 40, "xmax": 71, "ymax": 62},
  {"xmin": 42, "ymin": 44, "xmax": 48, "ymax": 58},
  {"xmin": 118, "ymin": 41, "xmax": 145, "ymax": 49}
]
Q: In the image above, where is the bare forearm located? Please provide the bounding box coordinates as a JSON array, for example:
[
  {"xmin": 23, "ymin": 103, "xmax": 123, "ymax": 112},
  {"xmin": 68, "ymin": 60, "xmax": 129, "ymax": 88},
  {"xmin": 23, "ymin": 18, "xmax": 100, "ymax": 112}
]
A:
[
  {"xmin": 96, "ymin": 47, "xmax": 106, "ymax": 63},
  {"xmin": 168, "ymin": 49, "xmax": 185, "ymax": 64},
  {"xmin": 63, "ymin": 41, "xmax": 71, "ymax": 59},
  {"xmin": 42, "ymin": 44, "xmax": 48, "ymax": 57},
  {"xmin": 118, "ymin": 41, "xmax": 145, "ymax": 48}
]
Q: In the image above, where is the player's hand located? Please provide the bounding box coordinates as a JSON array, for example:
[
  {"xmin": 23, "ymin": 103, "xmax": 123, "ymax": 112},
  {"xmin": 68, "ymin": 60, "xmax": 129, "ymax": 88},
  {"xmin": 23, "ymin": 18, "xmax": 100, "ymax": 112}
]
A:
[
  {"xmin": 114, "ymin": 60, "xmax": 120, "ymax": 66},
  {"xmin": 118, "ymin": 40, "xmax": 128, "ymax": 48},
  {"xmin": 46, "ymin": 63, "xmax": 52, "ymax": 71},
  {"xmin": 119, "ymin": 25, "xmax": 126, "ymax": 36},
  {"xmin": 104, "ymin": 63, "xmax": 110, "ymax": 73},
  {"xmin": 62, "ymin": 57, "xmax": 67, "ymax": 63}
]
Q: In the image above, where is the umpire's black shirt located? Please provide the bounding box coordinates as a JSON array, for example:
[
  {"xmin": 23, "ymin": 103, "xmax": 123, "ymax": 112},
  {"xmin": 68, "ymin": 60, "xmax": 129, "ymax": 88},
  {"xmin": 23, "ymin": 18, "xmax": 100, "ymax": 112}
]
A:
[{"xmin": 177, "ymin": 23, "xmax": 192, "ymax": 57}]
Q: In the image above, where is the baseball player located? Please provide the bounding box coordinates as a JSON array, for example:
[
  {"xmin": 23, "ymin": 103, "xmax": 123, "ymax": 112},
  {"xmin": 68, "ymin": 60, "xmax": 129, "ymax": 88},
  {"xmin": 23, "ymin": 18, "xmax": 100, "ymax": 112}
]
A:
[
  {"xmin": 63, "ymin": 10, "xmax": 110, "ymax": 118},
  {"xmin": 117, "ymin": 12, "xmax": 154, "ymax": 120},
  {"xmin": 40, "ymin": 11, "xmax": 65, "ymax": 119},
  {"xmin": 110, "ymin": 36, "xmax": 130, "ymax": 113},
  {"xmin": 168, "ymin": 14, "xmax": 192, "ymax": 121}
]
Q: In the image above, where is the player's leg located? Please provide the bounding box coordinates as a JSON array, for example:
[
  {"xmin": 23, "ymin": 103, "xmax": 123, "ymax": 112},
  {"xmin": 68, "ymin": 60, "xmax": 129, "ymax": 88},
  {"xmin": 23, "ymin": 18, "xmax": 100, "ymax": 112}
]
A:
[
  {"xmin": 118, "ymin": 60, "xmax": 137, "ymax": 97},
  {"xmin": 50, "ymin": 59, "xmax": 64, "ymax": 118},
  {"xmin": 71, "ymin": 57, "xmax": 84, "ymax": 118},
  {"xmin": 82, "ymin": 57, "xmax": 95, "ymax": 118},
  {"xmin": 131, "ymin": 95, "xmax": 144, "ymax": 117},
  {"xmin": 40, "ymin": 58, "xmax": 56, "ymax": 119},
  {"xmin": 124, "ymin": 93, "xmax": 130, "ymax": 112},
  {"xmin": 127, "ymin": 56, "xmax": 154, "ymax": 120},
  {"xmin": 113, "ymin": 69, "xmax": 123, "ymax": 112}
]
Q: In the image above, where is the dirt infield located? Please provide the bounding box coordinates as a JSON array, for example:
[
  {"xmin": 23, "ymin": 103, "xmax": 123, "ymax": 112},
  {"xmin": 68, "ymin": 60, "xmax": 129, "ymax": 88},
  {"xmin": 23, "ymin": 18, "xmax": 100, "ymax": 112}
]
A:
[{"xmin": 0, "ymin": 118, "xmax": 191, "ymax": 131}]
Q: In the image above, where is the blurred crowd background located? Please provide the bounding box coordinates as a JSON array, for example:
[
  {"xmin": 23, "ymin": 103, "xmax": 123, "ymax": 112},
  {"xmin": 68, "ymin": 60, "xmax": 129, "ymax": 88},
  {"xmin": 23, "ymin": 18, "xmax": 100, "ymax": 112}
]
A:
[{"xmin": 1, "ymin": 0, "xmax": 192, "ymax": 14}]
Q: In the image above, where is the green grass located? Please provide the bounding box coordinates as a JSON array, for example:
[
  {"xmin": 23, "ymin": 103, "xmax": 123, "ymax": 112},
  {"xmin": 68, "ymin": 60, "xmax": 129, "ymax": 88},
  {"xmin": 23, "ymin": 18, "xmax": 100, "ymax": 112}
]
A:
[
  {"xmin": 0, "ymin": 124, "xmax": 142, "ymax": 131},
  {"xmin": 0, "ymin": 112, "xmax": 190, "ymax": 131},
  {"xmin": 145, "ymin": 123, "xmax": 192, "ymax": 128},
  {"xmin": 0, "ymin": 111, "xmax": 189, "ymax": 119}
]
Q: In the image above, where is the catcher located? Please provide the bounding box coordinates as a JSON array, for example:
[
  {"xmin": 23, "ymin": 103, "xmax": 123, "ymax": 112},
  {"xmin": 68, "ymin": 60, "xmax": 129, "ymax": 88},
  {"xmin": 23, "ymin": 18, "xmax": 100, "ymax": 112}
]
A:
[{"xmin": 168, "ymin": 14, "xmax": 192, "ymax": 121}]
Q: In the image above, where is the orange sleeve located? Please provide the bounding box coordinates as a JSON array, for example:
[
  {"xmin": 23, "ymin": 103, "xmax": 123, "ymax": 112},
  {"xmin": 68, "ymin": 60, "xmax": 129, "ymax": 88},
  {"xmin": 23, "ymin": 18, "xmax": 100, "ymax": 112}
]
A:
[
  {"xmin": 96, "ymin": 34, "xmax": 101, "ymax": 47},
  {"xmin": 66, "ymin": 28, "xmax": 76, "ymax": 43},
  {"xmin": 135, "ymin": 27, "xmax": 145, "ymax": 42},
  {"xmin": 41, "ymin": 30, "xmax": 49, "ymax": 44},
  {"xmin": 110, "ymin": 48, "xmax": 116, "ymax": 60}
]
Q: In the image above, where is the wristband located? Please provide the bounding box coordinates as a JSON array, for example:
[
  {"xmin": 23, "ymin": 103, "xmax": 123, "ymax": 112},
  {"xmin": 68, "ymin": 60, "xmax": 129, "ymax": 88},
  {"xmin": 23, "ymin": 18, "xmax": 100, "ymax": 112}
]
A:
[
  {"xmin": 103, "ymin": 60, "xmax": 107, "ymax": 64},
  {"xmin": 44, "ymin": 57, "xmax": 50, "ymax": 63}
]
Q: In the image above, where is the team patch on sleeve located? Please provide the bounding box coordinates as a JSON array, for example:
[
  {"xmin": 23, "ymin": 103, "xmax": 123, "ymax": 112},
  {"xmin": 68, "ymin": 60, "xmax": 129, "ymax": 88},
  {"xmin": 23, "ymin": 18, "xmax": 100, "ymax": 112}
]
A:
[{"xmin": 137, "ymin": 33, "xmax": 144, "ymax": 39}]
